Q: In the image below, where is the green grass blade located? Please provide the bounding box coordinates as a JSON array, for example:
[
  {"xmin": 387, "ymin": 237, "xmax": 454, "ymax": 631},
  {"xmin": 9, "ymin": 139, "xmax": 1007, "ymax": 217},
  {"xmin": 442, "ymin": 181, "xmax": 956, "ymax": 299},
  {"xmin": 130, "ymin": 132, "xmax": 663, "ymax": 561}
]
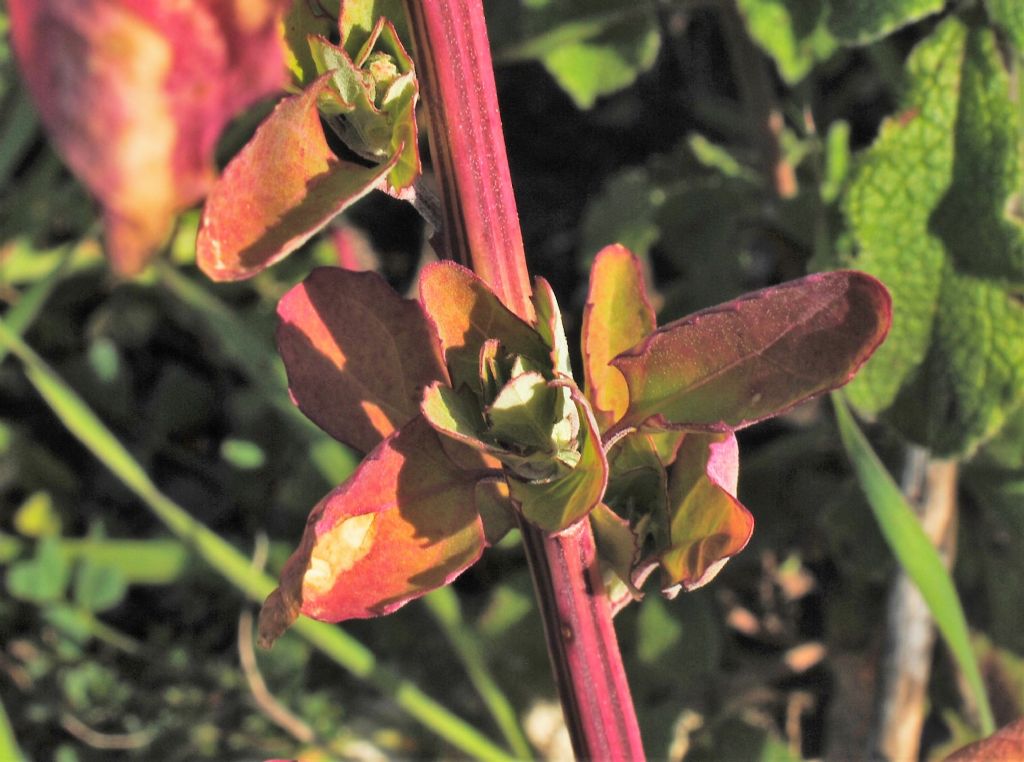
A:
[
  {"xmin": 0, "ymin": 245, "xmax": 74, "ymax": 364},
  {"xmin": 0, "ymin": 318, "xmax": 516, "ymax": 762},
  {"xmin": 833, "ymin": 394, "xmax": 995, "ymax": 734},
  {"xmin": 0, "ymin": 696, "xmax": 25, "ymax": 762},
  {"xmin": 424, "ymin": 587, "xmax": 532, "ymax": 758}
]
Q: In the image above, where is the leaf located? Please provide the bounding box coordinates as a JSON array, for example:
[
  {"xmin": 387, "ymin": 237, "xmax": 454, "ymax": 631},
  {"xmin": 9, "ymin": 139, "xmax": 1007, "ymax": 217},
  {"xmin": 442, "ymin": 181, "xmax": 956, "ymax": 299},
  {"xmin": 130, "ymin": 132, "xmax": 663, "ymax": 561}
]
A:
[
  {"xmin": 489, "ymin": 1, "xmax": 660, "ymax": 109},
  {"xmin": 612, "ymin": 271, "xmax": 891, "ymax": 433},
  {"xmin": 834, "ymin": 395, "xmax": 995, "ymax": 734},
  {"xmin": 582, "ymin": 244, "xmax": 656, "ymax": 430},
  {"xmin": 277, "ymin": 267, "xmax": 447, "ymax": 455},
  {"xmin": 507, "ymin": 384, "xmax": 608, "ymax": 532},
  {"xmin": 282, "ymin": 0, "xmax": 340, "ymax": 84},
  {"xmin": 7, "ymin": 536, "xmax": 70, "ymax": 603},
  {"xmin": 838, "ymin": 19, "xmax": 1024, "ymax": 455},
  {"xmin": 986, "ymin": 0, "xmax": 1024, "ymax": 50},
  {"xmin": 826, "ymin": 0, "xmax": 944, "ymax": 44},
  {"xmin": 309, "ymin": 19, "xmax": 420, "ymax": 195},
  {"xmin": 339, "ymin": 0, "xmax": 409, "ymax": 60},
  {"xmin": 73, "ymin": 559, "xmax": 127, "ymax": 613},
  {"xmin": 946, "ymin": 717, "xmax": 1024, "ymax": 761},
  {"xmin": 531, "ymin": 276, "xmax": 572, "ymax": 377},
  {"xmin": 8, "ymin": 0, "xmax": 288, "ymax": 275},
  {"xmin": 259, "ymin": 417, "xmax": 486, "ymax": 644},
  {"xmin": 419, "ymin": 261, "xmax": 549, "ymax": 392},
  {"xmin": 659, "ymin": 433, "xmax": 753, "ymax": 593},
  {"xmin": 736, "ymin": 0, "xmax": 837, "ymax": 83},
  {"xmin": 197, "ymin": 75, "xmax": 398, "ymax": 281},
  {"xmin": 487, "ymin": 371, "xmax": 563, "ymax": 453}
]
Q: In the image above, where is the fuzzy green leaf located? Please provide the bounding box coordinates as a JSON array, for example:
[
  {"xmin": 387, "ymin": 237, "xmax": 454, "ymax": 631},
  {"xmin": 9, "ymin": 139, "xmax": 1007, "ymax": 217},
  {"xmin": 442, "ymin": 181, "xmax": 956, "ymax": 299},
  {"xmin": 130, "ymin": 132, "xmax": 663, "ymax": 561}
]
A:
[
  {"xmin": 827, "ymin": 0, "xmax": 944, "ymax": 44},
  {"xmin": 839, "ymin": 19, "xmax": 1024, "ymax": 455},
  {"xmin": 986, "ymin": 0, "xmax": 1024, "ymax": 50}
]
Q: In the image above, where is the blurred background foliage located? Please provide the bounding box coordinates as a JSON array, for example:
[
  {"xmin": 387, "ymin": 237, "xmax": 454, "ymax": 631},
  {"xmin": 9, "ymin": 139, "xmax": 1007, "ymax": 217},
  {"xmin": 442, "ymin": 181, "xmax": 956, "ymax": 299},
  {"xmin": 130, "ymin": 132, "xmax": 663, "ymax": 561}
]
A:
[{"xmin": 1, "ymin": 0, "xmax": 1023, "ymax": 759}]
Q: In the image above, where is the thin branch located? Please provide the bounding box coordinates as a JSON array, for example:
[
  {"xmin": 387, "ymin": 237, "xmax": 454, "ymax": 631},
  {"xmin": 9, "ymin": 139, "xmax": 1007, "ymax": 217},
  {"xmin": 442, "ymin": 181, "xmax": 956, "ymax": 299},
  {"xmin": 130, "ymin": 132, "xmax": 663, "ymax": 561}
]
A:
[{"xmin": 869, "ymin": 447, "xmax": 959, "ymax": 761}]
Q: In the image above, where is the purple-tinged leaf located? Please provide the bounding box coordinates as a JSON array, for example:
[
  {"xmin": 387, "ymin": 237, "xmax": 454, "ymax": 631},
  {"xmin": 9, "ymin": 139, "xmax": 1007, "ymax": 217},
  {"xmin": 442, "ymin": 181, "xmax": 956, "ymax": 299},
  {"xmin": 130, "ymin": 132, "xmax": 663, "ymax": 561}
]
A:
[
  {"xmin": 258, "ymin": 417, "xmax": 485, "ymax": 645},
  {"xmin": 277, "ymin": 267, "xmax": 446, "ymax": 455},
  {"xmin": 419, "ymin": 261, "xmax": 549, "ymax": 391},
  {"xmin": 660, "ymin": 433, "xmax": 753, "ymax": 593},
  {"xmin": 612, "ymin": 271, "xmax": 892, "ymax": 432},
  {"xmin": 197, "ymin": 75, "xmax": 398, "ymax": 281}
]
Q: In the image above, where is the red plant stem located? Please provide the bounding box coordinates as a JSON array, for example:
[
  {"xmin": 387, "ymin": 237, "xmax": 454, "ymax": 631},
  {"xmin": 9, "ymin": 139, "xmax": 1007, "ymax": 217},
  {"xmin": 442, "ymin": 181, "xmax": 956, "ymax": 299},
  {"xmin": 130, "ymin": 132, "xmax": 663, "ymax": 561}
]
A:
[{"xmin": 404, "ymin": 2, "xmax": 645, "ymax": 759}]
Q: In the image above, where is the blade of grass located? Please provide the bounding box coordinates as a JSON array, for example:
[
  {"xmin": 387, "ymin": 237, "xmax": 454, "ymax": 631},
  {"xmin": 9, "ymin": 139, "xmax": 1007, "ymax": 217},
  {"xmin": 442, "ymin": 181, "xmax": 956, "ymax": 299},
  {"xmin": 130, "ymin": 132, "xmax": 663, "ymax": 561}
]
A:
[
  {"xmin": 833, "ymin": 393, "xmax": 995, "ymax": 734},
  {"xmin": 0, "ymin": 243, "xmax": 77, "ymax": 364},
  {"xmin": 423, "ymin": 587, "xmax": 532, "ymax": 758},
  {"xmin": 0, "ymin": 317, "xmax": 516, "ymax": 762},
  {"xmin": 0, "ymin": 697, "xmax": 25, "ymax": 762}
]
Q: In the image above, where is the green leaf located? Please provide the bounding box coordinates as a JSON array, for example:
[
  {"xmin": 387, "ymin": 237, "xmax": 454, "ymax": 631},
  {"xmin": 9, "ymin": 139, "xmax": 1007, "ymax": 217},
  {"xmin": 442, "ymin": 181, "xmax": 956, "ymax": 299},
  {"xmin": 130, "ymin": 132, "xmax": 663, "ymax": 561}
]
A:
[
  {"xmin": 833, "ymin": 395, "xmax": 995, "ymax": 734},
  {"xmin": 58, "ymin": 538, "xmax": 187, "ymax": 585},
  {"xmin": 736, "ymin": 0, "xmax": 837, "ymax": 83},
  {"xmin": 508, "ymin": 386, "xmax": 608, "ymax": 532},
  {"xmin": 487, "ymin": 371, "xmax": 563, "ymax": 453},
  {"xmin": 489, "ymin": 2, "xmax": 660, "ymax": 109},
  {"xmin": 612, "ymin": 271, "xmax": 891, "ymax": 433},
  {"xmin": 7, "ymin": 536, "xmax": 70, "ymax": 603},
  {"xmin": 339, "ymin": 0, "xmax": 409, "ymax": 60},
  {"xmin": 838, "ymin": 19, "xmax": 1024, "ymax": 455},
  {"xmin": 986, "ymin": 0, "xmax": 1024, "ymax": 50},
  {"xmin": 827, "ymin": 0, "xmax": 944, "ymax": 44},
  {"xmin": 73, "ymin": 558, "xmax": 127, "ymax": 613},
  {"xmin": 282, "ymin": 0, "xmax": 340, "ymax": 84},
  {"xmin": 531, "ymin": 276, "xmax": 572, "ymax": 377},
  {"xmin": 539, "ymin": 16, "xmax": 660, "ymax": 110}
]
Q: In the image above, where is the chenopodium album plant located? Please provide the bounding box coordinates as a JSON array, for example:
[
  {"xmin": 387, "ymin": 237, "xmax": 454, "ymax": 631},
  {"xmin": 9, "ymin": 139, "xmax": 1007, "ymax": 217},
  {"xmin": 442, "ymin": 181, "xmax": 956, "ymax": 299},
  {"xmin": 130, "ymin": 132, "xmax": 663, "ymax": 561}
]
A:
[{"xmin": 258, "ymin": 242, "xmax": 891, "ymax": 644}]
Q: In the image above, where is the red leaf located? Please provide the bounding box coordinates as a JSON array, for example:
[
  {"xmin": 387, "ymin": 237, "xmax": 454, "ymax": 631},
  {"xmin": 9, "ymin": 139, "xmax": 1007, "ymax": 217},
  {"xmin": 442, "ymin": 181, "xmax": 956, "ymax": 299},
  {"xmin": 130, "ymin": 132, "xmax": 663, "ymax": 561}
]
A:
[
  {"xmin": 277, "ymin": 267, "xmax": 447, "ymax": 455},
  {"xmin": 197, "ymin": 75, "xmax": 399, "ymax": 281},
  {"xmin": 258, "ymin": 417, "xmax": 486, "ymax": 644},
  {"xmin": 9, "ymin": 0, "xmax": 288, "ymax": 275},
  {"xmin": 945, "ymin": 717, "xmax": 1024, "ymax": 761},
  {"xmin": 612, "ymin": 271, "xmax": 892, "ymax": 433}
]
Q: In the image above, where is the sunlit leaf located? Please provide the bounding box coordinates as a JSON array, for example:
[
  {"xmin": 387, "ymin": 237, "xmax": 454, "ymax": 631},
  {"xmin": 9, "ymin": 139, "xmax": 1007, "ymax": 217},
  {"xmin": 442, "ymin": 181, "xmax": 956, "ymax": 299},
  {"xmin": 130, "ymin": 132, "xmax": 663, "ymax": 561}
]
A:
[
  {"xmin": 197, "ymin": 75, "xmax": 398, "ymax": 281},
  {"xmin": 259, "ymin": 417, "xmax": 486, "ymax": 644},
  {"xmin": 659, "ymin": 433, "xmax": 752, "ymax": 593},
  {"xmin": 419, "ymin": 261, "xmax": 549, "ymax": 392},
  {"xmin": 531, "ymin": 276, "xmax": 572, "ymax": 377},
  {"xmin": 8, "ymin": 0, "xmax": 288, "ymax": 275},
  {"xmin": 612, "ymin": 271, "xmax": 891, "ymax": 433},
  {"xmin": 339, "ymin": 0, "xmax": 409, "ymax": 59},
  {"xmin": 946, "ymin": 717, "xmax": 1024, "ymax": 761},
  {"xmin": 582, "ymin": 244, "xmax": 656, "ymax": 430},
  {"xmin": 277, "ymin": 267, "xmax": 446, "ymax": 455}
]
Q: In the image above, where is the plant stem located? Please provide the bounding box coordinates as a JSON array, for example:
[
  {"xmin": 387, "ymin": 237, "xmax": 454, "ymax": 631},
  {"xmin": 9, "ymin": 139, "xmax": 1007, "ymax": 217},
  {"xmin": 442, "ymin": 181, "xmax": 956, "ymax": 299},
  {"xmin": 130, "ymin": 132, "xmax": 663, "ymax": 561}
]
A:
[
  {"xmin": 870, "ymin": 448, "xmax": 959, "ymax": 761},
  {"xmin": 404, "ymin": 2, "xmax": 645, "ymax": 758}
]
